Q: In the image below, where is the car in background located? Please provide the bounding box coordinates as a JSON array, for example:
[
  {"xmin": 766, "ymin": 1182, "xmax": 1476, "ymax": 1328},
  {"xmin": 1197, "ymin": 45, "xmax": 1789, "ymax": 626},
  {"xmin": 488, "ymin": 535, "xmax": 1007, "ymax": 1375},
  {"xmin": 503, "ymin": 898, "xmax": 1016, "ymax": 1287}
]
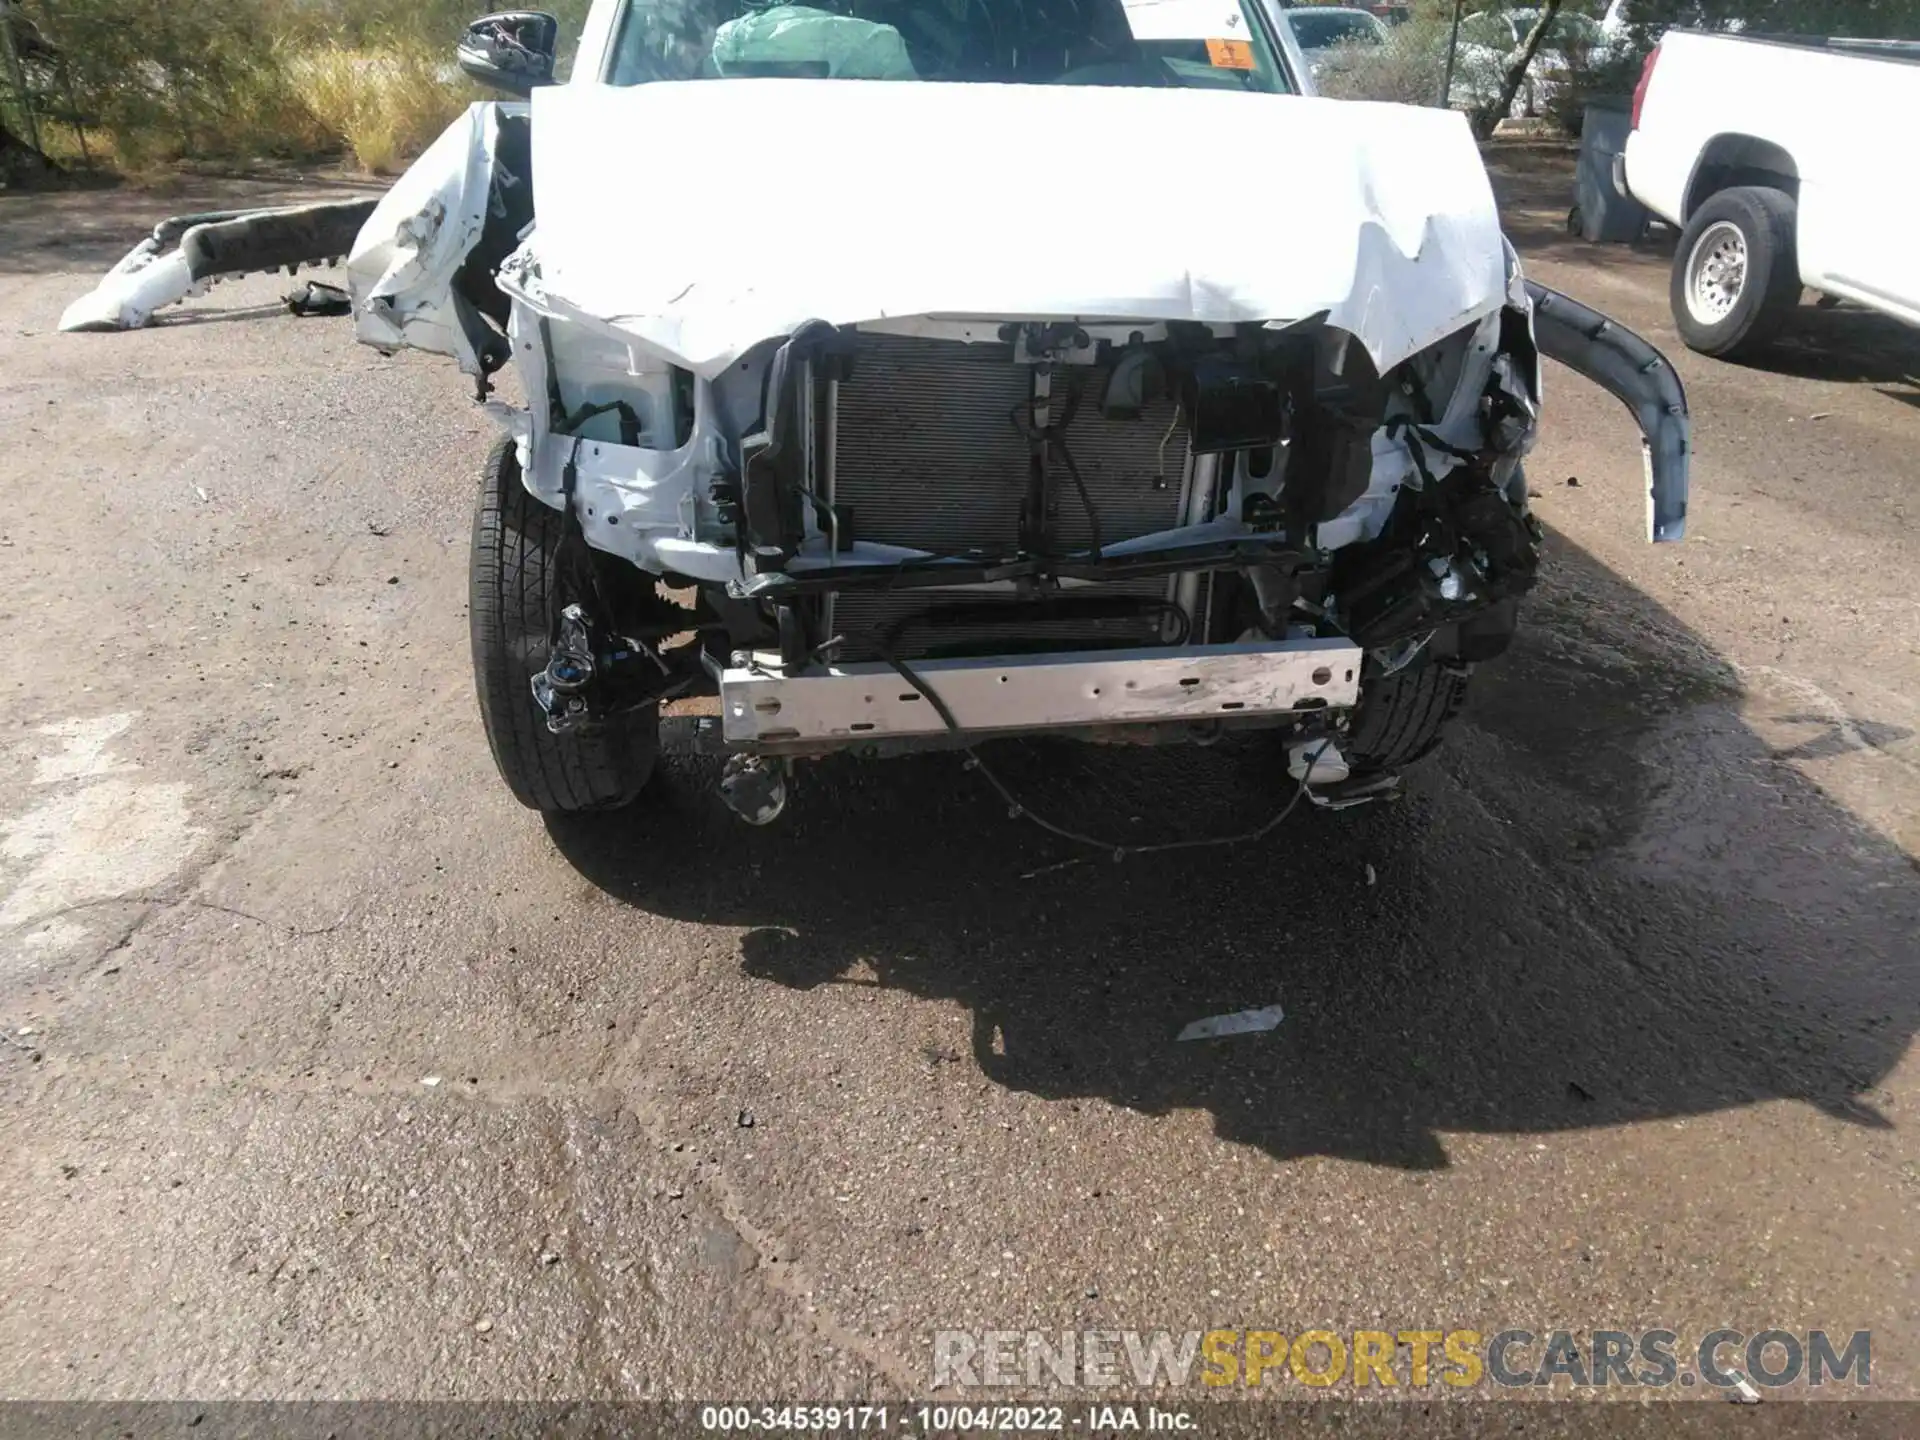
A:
[
  {"xmin": 1274, "ymin": 4, "xmax": 1388, "ymax": 81},
  {"xmin": 1623, "ymin": 28, "xmax": 1920, "ymax": 357},
  {"xmin": 1457, "ymin": 6, "xmax": 1611, "ymax": 116}
]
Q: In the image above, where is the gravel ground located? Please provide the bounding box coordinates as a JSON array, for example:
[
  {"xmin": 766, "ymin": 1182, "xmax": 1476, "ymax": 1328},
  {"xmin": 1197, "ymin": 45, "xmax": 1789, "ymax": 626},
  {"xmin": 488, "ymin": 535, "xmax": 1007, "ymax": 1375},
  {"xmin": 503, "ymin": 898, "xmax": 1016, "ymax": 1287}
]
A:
[{"xmin": 0, "ymin": 153, "xmax": 1916, "ymax": 1424}]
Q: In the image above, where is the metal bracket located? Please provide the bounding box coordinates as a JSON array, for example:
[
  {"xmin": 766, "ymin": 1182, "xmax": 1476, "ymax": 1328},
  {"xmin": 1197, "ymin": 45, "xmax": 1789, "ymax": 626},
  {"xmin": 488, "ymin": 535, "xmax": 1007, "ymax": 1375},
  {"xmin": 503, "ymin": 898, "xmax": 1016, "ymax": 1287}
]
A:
[{"xmin": 530, "ymin": 603, "xmax": 675, "ymax": 735}]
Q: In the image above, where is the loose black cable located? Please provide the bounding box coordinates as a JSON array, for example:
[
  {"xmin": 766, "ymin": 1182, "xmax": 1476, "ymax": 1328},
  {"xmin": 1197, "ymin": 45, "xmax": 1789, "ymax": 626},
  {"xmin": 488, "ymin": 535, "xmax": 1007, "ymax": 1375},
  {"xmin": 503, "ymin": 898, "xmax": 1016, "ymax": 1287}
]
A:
[
  {"xmin": 1010, "ymin": 374, "xmax": 1105, "ymax": 562},
  {"xmin": 1054, "ymin": 441, "xmax": 1104, "ymax": 562},
  {"xmin": 876, "ymin": 646, "xmax": 1320, "ymax": 869}
]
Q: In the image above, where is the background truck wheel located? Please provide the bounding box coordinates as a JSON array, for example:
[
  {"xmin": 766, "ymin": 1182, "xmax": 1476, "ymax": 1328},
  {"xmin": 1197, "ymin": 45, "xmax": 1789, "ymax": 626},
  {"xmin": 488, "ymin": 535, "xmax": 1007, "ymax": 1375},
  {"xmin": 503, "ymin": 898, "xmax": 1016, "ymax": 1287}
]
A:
[
  {"xmin": 1347, "ymin": 659, "xmax": 1473, "ymax": 775},
  {"xmin": 469, "ymin": 437, "xmax": 658, "ymax": 812},
  {"xmin": 1670, "ymin": 186, "xmax": 1802, "ymax": 358}
]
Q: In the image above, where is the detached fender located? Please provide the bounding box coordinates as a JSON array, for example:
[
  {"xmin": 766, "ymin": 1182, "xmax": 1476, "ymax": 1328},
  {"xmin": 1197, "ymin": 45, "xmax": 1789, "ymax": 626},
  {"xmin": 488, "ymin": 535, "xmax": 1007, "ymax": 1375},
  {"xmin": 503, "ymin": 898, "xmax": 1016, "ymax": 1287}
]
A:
[
  {"xmin": 1526, "ymin": 281, "xmax": 1690, "ymax": 542},
  {"xmin": 345, "ymin": 101, "xmax": 531, "ymax": 375}
]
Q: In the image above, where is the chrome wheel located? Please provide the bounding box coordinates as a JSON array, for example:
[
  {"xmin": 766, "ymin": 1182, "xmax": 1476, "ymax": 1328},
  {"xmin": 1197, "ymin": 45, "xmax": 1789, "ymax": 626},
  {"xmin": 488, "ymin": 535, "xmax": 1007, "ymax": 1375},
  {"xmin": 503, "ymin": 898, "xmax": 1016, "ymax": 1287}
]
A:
[{"xmin": 1685, "ymin": 221, "xmax": 1748, "ymax": 325}]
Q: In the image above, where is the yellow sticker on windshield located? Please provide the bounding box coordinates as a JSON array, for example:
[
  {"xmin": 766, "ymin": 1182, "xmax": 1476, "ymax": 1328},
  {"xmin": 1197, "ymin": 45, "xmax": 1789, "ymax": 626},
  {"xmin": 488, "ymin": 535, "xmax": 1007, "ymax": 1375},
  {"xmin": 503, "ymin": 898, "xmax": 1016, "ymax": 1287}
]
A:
[{"xmin": 1206, "ymin": 37, "xmax": 1254, "ymax": 69}]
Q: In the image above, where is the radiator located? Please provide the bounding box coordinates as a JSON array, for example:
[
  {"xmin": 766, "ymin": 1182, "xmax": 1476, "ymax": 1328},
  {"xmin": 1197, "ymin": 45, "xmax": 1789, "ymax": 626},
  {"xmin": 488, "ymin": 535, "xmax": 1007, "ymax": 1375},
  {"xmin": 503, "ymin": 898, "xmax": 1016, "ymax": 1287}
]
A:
[
  {"xmin": 830, "ymin": 582, "xmax": 1178, "ymax": 661},
  {"xmin": 825, "ymin": 334, "xmax": 1193, "ymax": 659}
]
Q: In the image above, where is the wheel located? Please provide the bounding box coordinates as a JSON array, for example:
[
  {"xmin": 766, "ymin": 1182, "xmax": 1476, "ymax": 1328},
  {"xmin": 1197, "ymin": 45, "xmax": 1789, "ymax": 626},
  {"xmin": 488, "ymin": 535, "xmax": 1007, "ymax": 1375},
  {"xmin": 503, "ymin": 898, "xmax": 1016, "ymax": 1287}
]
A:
[
  {"xmin": 469, "ymin": 437, "xmax": 658, "ymax": 812},
  {"xmin": 1346, "ymin": 658, "xmax": 1472, "ymax": 775},
  {"xmin": 1670, "ymin": 186, "xmax": 1801, "ymax": 358}
]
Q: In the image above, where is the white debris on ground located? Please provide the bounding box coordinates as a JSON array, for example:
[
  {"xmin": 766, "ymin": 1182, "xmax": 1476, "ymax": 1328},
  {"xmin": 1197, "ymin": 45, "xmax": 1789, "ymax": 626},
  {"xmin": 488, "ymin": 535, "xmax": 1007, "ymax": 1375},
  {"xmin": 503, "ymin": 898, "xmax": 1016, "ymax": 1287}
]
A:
[{"xmin": 1176, "ymin": 1005, "xmax": 1285, "ymax": 1042}]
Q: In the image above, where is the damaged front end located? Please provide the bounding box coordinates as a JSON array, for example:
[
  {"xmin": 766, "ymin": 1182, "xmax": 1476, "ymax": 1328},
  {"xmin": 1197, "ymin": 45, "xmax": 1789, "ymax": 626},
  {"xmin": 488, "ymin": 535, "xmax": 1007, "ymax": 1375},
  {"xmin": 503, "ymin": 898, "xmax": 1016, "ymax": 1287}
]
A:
[
  {"xmin": 661, "ymin": 298, "xmax": 1550, "ymax": 746},
  {"xmin": 337, "ymin": 78, "xmax": 1688, "ymax": 819}
]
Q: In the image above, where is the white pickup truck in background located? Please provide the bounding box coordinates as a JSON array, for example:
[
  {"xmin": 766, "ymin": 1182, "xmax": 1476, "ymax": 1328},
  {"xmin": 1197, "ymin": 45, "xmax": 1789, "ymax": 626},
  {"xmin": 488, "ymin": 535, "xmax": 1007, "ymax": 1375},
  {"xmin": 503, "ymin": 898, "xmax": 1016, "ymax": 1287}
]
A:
[{"xmin": 1623, "ymin": 28, "xmax": 1920, "ymax": 358}]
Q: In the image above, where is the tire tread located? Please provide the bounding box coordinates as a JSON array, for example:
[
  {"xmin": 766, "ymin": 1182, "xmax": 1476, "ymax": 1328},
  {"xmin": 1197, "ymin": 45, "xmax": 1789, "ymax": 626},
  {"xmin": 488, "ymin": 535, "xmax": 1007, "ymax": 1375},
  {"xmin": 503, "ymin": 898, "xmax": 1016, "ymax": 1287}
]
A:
[
  {"xmin": 1348, "ymin": 662, "xmax": 1472, "ymax": 774},
  {"xmin": 469, "ymin": 437, "xmax": 655, "ymax": 812}
]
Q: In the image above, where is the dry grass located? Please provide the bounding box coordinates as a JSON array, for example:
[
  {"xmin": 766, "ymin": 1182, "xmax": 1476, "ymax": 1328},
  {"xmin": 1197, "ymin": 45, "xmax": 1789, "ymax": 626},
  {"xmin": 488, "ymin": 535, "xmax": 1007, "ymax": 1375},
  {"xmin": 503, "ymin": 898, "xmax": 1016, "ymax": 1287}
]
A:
[
  {"xmin": 223, "ymin": 46, "xmax": 340, "ymax": 159},
  {"xmin": 18, "ymin": 40, "xmax": 469, "ymax": 175},
  {"xmin": 286, "ymin": 41, "xmax": 476, "ymax": 174},
  {"xmin": 8, "ymin": 0, "xmax": 520, "ymax": 177}
]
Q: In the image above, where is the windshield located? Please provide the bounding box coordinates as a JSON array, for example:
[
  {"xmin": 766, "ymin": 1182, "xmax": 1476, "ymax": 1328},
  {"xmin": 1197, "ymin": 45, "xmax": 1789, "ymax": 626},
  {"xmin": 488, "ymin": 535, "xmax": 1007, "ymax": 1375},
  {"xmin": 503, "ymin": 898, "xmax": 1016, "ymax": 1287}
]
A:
[
  {"xmin": 607, "ymin": 0, "xmax": 1293, "ymax": 91},
  {"xmin": 1286, "ymin": 11, "xmax": 1380, "ymax": 51}
]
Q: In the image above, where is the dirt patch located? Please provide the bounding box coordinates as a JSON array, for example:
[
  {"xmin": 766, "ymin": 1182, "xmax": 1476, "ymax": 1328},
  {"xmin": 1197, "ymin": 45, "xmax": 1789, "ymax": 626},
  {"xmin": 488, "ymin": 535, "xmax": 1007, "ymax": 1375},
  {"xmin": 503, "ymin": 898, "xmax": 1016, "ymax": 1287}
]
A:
[
  {"xmin": 1481, "ymin": 138, "xmax": 1578, "ymax": 212},
  {"xmin": 1480, "ymin": 136, "xmax": 1682, "ymax": 276}
]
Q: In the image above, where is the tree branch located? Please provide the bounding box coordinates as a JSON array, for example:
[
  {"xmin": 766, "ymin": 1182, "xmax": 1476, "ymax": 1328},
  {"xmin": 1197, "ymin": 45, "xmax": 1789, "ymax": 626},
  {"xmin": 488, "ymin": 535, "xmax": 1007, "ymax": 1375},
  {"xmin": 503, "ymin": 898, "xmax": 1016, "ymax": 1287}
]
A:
[{"xmin": 1474, "ymin": 0, "xmax": 1565, "ymax": 139}]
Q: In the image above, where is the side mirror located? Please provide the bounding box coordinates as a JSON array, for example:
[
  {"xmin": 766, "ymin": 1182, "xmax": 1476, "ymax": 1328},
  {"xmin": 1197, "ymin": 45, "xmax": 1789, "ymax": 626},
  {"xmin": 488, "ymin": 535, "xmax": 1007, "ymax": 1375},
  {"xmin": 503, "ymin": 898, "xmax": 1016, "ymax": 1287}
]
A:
[{"xmin": 458, "ymin": 11, "xmax": 559, "ymax": 95}]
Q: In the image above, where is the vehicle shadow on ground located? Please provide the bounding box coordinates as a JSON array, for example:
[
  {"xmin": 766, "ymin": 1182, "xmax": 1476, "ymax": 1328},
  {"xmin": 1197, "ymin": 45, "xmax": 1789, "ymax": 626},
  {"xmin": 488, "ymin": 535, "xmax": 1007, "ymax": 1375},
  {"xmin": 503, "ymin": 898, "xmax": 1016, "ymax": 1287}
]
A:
[
  {"xmin": 1757, "ymin": 305, "xmax": 1920, "ymax": 388},
  {"xmin": 547, "ymin": 529, "xmax": 1918, "ymax": 1170}
]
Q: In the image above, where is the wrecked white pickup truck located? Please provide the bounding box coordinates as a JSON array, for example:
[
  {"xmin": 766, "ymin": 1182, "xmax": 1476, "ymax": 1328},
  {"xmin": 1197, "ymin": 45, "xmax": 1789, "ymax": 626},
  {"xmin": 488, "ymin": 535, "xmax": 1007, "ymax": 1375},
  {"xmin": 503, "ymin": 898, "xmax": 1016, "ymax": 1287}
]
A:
[{"xmin": 71, "ymin": 0, "xmax": 1692, "ymax": 829}]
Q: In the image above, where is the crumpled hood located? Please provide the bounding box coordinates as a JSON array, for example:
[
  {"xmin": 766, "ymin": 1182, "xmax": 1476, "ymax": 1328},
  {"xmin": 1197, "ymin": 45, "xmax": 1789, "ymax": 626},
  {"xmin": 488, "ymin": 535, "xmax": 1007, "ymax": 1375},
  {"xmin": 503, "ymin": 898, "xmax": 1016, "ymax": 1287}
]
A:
[{"xmin": 520, "ymin": 79, "xmax": 1509, "ymax": 377}]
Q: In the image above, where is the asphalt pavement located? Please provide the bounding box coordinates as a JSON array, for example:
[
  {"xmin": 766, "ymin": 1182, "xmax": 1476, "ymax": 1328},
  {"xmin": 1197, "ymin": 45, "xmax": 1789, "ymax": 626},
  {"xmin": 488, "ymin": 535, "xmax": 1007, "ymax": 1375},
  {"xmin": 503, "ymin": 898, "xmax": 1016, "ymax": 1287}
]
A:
[{"xmin": 0, "ymin": 149, "xmax": 1916, "ymax": 1417}]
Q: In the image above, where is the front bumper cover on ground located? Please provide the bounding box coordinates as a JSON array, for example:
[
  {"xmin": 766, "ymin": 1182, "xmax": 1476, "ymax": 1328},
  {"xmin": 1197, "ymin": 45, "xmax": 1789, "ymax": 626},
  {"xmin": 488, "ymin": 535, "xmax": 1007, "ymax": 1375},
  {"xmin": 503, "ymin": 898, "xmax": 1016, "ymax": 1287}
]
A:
[{"xmin": 58, "ymin": 200, "xmax": 377, "ymax": 332}]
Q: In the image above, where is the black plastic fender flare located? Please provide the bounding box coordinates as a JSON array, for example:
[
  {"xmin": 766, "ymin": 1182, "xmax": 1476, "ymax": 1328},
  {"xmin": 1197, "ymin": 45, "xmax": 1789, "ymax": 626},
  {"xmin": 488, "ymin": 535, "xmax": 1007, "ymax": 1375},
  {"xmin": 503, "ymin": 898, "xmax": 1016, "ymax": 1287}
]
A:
[
  {"xmin": 1526, "ymin": 280, "xmax": 1691, "ymax": 543},
  {"xmin": 176, "ymin": 199, "xmax": 379, "ymax": 283}
]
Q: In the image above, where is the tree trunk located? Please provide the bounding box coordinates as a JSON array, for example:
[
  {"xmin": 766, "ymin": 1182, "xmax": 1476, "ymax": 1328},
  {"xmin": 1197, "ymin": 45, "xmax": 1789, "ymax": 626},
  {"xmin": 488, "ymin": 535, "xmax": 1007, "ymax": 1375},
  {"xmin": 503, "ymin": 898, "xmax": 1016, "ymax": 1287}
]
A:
[
  {"xmin": 1472, "ymin": 0, "xmax": 1565, "ymax": 140},
  {"xmin": 0, "ymin": 112, "xmax": 58, "ymax": 184},
  {"xmin": 3, "ymin": 0, "xmax": 60, "ymax": 182}
]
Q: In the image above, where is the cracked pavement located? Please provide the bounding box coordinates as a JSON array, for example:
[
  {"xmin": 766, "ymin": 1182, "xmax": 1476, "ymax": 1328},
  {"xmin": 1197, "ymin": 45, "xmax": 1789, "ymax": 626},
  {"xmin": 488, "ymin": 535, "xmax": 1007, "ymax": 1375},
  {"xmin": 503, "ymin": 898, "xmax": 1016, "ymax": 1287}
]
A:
[{"xmin": 1, "ymin": 151, "xmax": 1917, "ymax": 1408}]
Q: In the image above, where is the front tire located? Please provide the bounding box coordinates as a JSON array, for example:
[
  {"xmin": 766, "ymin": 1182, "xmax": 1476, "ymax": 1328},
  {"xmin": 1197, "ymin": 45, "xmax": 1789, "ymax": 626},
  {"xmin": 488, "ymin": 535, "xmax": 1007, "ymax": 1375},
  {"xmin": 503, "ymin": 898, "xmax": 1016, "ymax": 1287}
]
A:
[
  {"xmin": 469, "ymin": 438, "xmax": 658, "ymax": 813},
  {"xmin": 1347, "ymin": 660, "xmax": 1472, "ymax": 776},
  {"xmin": 1670, "ymin": 186, "xmax": 1801, "ymax": 359}
]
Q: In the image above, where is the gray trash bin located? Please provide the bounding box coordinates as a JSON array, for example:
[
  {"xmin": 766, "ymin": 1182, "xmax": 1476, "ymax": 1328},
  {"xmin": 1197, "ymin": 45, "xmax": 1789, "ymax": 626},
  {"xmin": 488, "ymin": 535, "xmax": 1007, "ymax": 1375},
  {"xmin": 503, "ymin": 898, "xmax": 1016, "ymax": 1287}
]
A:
[{"xmin": 1574, "ymin": 98, "xmax": 1649, "ymax": 243}]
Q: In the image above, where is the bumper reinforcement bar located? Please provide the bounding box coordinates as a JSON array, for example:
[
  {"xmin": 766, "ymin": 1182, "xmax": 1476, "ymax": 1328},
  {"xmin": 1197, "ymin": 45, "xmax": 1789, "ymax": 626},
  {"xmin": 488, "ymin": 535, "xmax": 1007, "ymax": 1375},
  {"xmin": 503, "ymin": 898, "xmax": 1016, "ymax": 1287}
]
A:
[{"xmin": 719, "ymin": 637, "xmax": 1362, "ymax": 749}]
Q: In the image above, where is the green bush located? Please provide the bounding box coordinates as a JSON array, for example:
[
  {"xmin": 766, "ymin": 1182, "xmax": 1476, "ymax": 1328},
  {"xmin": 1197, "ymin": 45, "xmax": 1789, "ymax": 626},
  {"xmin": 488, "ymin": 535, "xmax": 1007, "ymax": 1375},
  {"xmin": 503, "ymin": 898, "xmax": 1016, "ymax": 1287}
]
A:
[
  {"xmin": 6, "ymin": 0, "xmax": 592, "ymax": 174},
  {"xmin": 1312, "ymin": 13, "xmax": 1504, "ymax": 111},
  {"xmin": 1317, "ymin": 2, "xmax": 1639, "ymax": 136},
  {"xmin": 288, "ymin": 41, "xmax": 481, "ymax": 175}
]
